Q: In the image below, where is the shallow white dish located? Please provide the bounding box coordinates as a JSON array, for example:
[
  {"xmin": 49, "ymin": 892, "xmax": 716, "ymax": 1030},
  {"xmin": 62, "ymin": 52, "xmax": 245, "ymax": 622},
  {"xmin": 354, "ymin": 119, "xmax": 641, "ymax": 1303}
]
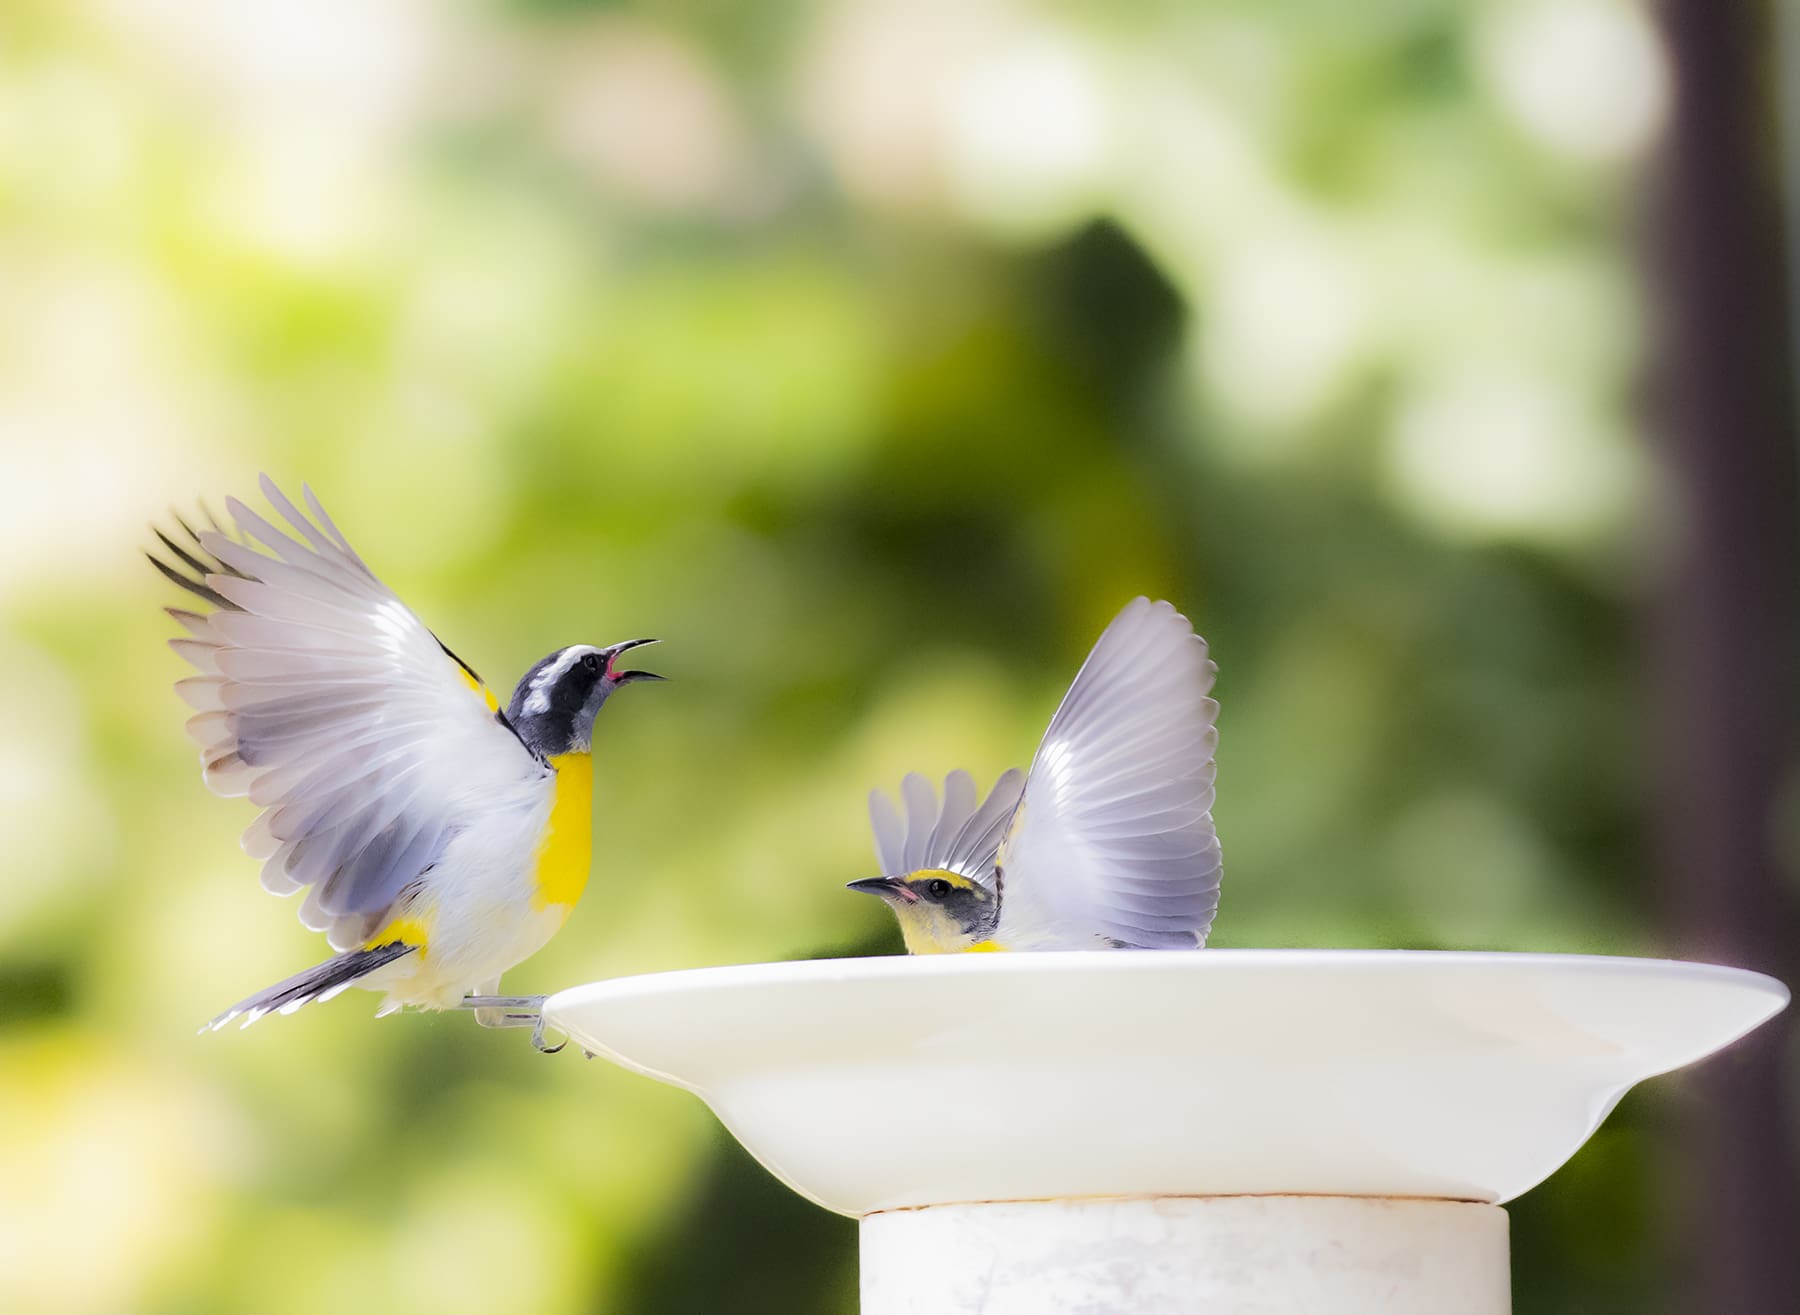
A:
[{"xmin": 544, "ymin": 950, "xmax": 1788, "ymax": 1218}]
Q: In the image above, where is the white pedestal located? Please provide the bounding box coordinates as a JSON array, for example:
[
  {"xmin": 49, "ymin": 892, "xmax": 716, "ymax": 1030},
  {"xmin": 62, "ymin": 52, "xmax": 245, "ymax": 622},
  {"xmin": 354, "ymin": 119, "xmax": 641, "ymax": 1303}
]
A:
[{"xmin": 861, "ymin": 1196, "xmax": 1511, "ymax": 1315}]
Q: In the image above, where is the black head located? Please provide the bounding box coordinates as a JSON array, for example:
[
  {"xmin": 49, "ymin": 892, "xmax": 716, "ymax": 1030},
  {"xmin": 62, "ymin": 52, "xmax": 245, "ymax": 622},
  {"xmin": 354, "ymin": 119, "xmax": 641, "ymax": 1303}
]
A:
[{"xmin": 506, "ymin": 638, "xmax": 663, "ymax": 757}]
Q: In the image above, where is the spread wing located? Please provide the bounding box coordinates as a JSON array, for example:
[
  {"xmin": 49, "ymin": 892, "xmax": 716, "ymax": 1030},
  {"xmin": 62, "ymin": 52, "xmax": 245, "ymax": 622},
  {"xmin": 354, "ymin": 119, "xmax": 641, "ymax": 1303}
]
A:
[
  {"xmin": 152, "ymin": 476, "xmax": 547, "ymax": 951},
  {"xmin": 869, "ymin": 768, "xmax": 1026, "ymax": 884},
  {"xmin": 996, "ymin": 597, "xmax": 1222, "ymax": 949}
]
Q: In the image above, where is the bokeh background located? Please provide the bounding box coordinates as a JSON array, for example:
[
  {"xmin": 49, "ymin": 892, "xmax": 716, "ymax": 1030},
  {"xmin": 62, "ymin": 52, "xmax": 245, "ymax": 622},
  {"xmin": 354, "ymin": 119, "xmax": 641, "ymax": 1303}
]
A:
[{"xmin": 2, "ymin": 0, "xmax": 1797, "ymax": 1311}]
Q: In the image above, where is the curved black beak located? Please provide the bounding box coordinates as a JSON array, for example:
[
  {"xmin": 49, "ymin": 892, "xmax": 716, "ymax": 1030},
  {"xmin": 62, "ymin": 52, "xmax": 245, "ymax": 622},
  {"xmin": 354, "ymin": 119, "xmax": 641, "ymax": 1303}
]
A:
[
  {"xmin": 602, "ymin": 637, "xmax": 665, "ymax": 685},
  {"xmin": 847, "ymin": 875, "xmax": 917, "ymax": 904}
]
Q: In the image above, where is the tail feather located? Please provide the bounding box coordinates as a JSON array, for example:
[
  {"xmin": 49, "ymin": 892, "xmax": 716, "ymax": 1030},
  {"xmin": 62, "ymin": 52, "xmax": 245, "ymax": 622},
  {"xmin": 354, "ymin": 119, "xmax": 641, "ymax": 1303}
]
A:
[{"xmin": 203, "ymin": 941, "xmax": 416, "ymax": 1032}]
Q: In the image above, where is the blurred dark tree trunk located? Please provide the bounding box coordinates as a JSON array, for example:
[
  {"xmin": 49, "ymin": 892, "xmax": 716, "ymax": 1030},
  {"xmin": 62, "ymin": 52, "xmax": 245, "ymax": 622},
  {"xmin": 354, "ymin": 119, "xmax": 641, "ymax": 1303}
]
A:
[{"xmin": 1650, "ymin": 1, "xmax": 1800, "ymax": 1310}]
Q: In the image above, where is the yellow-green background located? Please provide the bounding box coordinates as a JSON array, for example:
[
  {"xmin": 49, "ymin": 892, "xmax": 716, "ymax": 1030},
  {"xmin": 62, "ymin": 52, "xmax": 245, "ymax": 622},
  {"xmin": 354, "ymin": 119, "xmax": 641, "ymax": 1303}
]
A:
[{"xmin": 0, "ymin": 1, "xmax": 1763, "ymax": 1312}]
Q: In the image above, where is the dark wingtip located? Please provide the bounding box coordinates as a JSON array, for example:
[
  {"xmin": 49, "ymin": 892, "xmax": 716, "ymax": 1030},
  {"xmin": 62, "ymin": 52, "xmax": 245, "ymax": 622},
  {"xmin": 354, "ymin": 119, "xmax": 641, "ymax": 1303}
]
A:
[
  {"xmin": 147, "ymin": 549, "xmax": 234, "ymax": 611},
  {"xmin": 148, "ymin": 494, "xmax": 264, "ymax": 609}
]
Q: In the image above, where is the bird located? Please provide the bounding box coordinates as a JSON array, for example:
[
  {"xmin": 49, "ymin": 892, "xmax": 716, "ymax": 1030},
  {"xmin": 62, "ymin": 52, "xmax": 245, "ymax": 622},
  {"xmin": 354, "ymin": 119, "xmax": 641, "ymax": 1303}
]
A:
[
  {"xmin": 847, "ymin": 597, "xmax": 1221, "ymax": 953},
  {"xmin": 150, "ymin": 476, "xmax": 663, "ymax": 1048}
]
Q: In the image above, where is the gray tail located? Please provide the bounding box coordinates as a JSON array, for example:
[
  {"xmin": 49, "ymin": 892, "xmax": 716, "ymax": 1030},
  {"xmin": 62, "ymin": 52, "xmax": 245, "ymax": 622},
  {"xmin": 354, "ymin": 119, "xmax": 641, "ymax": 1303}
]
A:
[{"xmin": 202, "ymin": 942, "xmax": 416, "ymax": 1033}]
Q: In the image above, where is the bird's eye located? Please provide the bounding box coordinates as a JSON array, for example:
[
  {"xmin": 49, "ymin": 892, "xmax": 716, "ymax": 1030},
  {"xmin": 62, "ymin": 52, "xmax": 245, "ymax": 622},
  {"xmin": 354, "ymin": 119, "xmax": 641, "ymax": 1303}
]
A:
[
  {"xmin": 581, "ymin": 653, "xmax": 602, "ymax": 673},
  {"xmin": 926, "ymin": 878, "xmax": 953, "ymax": 900}
]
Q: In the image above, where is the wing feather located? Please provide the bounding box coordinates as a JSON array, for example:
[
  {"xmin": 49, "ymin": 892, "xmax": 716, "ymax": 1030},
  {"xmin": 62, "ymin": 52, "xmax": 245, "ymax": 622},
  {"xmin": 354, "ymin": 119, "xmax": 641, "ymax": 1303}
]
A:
[
  {"xmin": 948, "ymin": 767, "xmax": 1026, "ymax": 865},
  {"xmin": 926, "ymin": 770, "xmax": 979, "ymax": 862},
  {"xmin": 869, "ymin": 790, "xmax": 906, "ymax": 875},
  {"xmin": 899, "ymin": 773, "xmax": 938, "ymax": 873},
  {"xmin": 997, "ymin": 598, "xmax": 1223, "ymax": 949},
  {"xmin": 151, "ymin": 478, "xmax": 545, "ymax": 950},
  {"xmin": 867, "ymin": 769, "xmax": 1025, "ymax": 887}
]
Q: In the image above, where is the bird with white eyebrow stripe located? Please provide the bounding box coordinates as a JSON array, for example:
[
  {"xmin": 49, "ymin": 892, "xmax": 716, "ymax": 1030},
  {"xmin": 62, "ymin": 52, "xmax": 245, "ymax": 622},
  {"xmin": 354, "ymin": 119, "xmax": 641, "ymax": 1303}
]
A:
[
  {"xmin": 848, "ymin": 598, "xmax": 1222, "ymax": 953},
  {"xmin": 150, "ymin": 476, "xmax": 664, "ymax": 1048}
]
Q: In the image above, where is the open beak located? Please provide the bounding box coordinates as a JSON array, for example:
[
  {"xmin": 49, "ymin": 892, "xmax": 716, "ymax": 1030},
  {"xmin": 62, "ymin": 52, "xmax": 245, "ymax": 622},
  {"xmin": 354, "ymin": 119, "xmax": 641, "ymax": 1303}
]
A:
[
  {"xmin": 602, "ymin": 637, "xmax": 665, "ymax": 685},
  {"xmin": 847, "ymin": 876, "xmax": 917, "ymax": 904}
]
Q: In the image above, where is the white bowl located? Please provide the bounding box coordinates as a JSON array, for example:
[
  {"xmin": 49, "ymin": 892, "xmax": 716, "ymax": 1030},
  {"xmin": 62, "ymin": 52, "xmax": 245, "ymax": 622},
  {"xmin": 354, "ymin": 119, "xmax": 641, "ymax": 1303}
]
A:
[{"xmin": 543, "ymin": 950, "xmax": 1788, "ymax": 1218}]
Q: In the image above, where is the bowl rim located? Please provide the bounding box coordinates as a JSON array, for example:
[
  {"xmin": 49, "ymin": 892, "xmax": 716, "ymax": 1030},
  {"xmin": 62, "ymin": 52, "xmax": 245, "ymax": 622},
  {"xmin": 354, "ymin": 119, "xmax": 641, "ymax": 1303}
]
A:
[{"xmin": 546, "ymin": 947, "xmax": 1791, "ymax": 1013}]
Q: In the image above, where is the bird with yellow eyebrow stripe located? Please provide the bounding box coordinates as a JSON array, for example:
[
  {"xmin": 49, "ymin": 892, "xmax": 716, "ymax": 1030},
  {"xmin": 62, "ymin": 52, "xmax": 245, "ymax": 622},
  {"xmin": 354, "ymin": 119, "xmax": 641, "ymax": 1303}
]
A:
[
  {"xmin": 151, "ymin": 476, "xmax": 663, "ymax": 1048},
  {"xmin": 849, "ymin": 597, "xmax": 1221, "ymax": 953}
]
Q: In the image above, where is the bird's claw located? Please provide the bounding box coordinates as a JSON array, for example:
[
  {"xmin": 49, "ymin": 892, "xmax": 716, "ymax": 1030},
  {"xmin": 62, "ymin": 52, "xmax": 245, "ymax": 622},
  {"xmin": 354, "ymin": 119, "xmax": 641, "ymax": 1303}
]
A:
[
  {"xmin": 458, "ymin": 994, "xmax": 568, "ymax": 1054},
  {"xmin": 532, "ymin": 1013, "xmax": 566, "ymax": 1054}
]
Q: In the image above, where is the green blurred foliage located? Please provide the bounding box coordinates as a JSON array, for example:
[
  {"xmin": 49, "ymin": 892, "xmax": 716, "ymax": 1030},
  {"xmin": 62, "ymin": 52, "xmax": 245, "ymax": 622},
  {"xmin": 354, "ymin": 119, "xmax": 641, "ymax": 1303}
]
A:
[{"xmin": 0, "ymin": 0, "xmax": 1711, "ymax": 1311}]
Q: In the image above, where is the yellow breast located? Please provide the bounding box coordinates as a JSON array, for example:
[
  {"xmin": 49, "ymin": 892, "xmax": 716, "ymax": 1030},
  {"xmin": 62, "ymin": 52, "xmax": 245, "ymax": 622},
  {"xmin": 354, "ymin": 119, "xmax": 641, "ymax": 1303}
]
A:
[
  {"xmin": 897, "ymin": 913, "xmax": 1009, "ymax": 955},
  {"xmin": 533, "ymin": 751, "xmax": 594, "ymax": 910}
]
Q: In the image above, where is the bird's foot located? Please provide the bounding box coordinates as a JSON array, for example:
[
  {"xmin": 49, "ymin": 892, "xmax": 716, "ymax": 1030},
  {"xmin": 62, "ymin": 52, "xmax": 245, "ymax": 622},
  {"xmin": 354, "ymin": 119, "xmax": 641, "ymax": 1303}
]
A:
[{"xmin": 457, "ymin": 994, "xmax": 567, "ymax": 1053}]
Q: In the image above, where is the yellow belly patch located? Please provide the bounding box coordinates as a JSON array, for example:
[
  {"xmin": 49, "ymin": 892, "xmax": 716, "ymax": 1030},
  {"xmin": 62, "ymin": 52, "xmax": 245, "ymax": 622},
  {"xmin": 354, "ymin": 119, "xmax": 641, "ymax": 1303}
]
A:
[
  {"xmin": 365, "ymin": 915, "xmax": 430, "ymax": 953},
  {"xmin": 533, "ymin": 751, "xmax": 594, "ymax": 911}
]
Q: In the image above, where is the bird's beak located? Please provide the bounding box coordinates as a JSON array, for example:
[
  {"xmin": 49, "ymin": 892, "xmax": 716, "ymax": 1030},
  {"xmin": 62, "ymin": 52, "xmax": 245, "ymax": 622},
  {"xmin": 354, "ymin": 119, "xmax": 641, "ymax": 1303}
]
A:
[
  {"xmin": 847, "ymin": 876, "xmax": 917, "ymax": 904},
  {"xmin": 602, "ymin": 638, "xmax": 665, "ymax": 685}
]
